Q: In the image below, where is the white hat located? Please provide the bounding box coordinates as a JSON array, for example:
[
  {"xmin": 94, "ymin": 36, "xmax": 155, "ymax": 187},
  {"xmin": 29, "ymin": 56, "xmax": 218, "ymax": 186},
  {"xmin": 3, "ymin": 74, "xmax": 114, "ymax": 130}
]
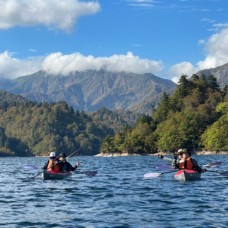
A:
[
  {"xmin": 49, "ymin": 152, "xmax": 56, "ymax": 158},
  {"xmin": 177, "ymin": 149, "xmax": 188, "ymax": 154}
]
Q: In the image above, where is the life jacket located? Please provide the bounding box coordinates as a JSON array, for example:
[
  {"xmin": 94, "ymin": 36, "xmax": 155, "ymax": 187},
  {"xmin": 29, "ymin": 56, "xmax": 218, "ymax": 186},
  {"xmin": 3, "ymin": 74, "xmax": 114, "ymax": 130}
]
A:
[
  {"xmin": 47, "ymin": 158, "xmax": 60, "ymax": 172},
  {"xmin": 178, "ymin": 157, "xmax": 194, "ymax": 170}
]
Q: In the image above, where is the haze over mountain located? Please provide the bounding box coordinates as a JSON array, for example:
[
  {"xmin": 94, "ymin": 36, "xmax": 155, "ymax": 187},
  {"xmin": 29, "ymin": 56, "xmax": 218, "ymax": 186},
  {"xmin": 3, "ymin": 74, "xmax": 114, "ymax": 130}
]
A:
[{"xmin": 0, "ymin": 70, "xmax": 176, "ymax": 114}]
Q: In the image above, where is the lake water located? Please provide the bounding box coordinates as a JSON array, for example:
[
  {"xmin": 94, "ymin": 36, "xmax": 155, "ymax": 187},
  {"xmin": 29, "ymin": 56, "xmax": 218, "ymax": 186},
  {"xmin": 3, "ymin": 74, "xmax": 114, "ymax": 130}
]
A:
[{"xmin": 0, "ymin": 155, "xmax": 227, "ymax": 227}]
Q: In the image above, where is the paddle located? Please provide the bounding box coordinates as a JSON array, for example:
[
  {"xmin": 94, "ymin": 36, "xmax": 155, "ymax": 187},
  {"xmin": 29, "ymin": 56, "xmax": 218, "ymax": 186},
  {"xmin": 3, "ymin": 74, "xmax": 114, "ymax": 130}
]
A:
[
  {"xmin": 144, "ymin": 170, "xmax": 177, "ymax": 179},
  {"xmin": 27, "ymin": 171, "xmax": 43, "ymax": 181},
  {"xmin": 66, "ymin": 148, "xmax": 81, "ymax": 159},
  {"xmin": 74, "ymin": 170, "xmax": 97, "ymax": 177},
  {"xmin": 24, "ymin": 164, "xmax": 39, "ymax": 171},
  {"xmin": 203, "ymin": 161, "xmax": 222, "ymax": 168},
  {"xmin": 206, "ymin": 170, "xmax": 228, "ymax": 177}
]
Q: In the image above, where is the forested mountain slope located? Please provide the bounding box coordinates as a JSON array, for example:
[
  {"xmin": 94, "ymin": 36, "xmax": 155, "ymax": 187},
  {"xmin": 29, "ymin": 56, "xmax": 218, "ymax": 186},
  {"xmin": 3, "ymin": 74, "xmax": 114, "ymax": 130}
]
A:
[{"xmin": 101, "ymin": 74, "xmax": 228, "ymax": 154}]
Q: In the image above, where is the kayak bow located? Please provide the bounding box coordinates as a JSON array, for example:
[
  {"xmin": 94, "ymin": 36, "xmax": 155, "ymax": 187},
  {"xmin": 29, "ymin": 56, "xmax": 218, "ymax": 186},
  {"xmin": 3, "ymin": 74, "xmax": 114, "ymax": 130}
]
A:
[
  {"xmin": 174, "ymin": 169, "xmax": 201, "ymax": 181},
  {"xmin": 42, "ymin": 170, "xmax": 72, "ymax": 180}
]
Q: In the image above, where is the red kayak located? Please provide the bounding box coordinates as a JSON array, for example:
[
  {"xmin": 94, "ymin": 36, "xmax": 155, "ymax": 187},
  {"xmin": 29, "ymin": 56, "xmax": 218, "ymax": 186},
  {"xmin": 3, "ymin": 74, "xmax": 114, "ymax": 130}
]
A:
[
  {"xmin": 42, "ymin": 170, "xmax": 72, "ymax": 180},
  {"xmin": 174, "ymin": 169, "xmax": 201, "ymax": 181}
]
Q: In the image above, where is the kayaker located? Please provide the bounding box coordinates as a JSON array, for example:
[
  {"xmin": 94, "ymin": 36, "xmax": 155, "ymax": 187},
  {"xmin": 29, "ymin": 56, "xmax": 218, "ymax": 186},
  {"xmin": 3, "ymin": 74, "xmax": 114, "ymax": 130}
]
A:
[
  {"xmin": 174, "ymin": 149, "xmax": 207, "ymax": 173},
  {"xmin": 158, "ymin": 148, "xmax": 184, "ymax": 166},
  {"xmin": 43, "ymin": 151, "xmax": 61, "ymax": 172},
  {"xmin": 58, "ymin": 152, "xmax": 80, "ymax": 172}
]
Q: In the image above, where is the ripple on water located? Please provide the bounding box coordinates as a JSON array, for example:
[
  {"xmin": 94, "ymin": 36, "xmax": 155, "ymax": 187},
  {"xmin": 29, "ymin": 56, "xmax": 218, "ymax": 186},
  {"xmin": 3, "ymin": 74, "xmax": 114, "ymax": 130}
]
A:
[{"xmin": 0, "ymin": 155, "xmax": 227, "ymax": 227}]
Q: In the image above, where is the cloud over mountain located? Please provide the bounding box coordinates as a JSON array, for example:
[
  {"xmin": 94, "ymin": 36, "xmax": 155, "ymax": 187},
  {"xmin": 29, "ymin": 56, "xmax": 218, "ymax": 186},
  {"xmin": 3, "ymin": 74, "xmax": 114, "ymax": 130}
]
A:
[
  {"xmin": 0, "ymin": 51, "xmax": 163, "ymax": 78},
  {"xmin": 41, "ymin": 52, "xmax": 163, "ymax": 75}
]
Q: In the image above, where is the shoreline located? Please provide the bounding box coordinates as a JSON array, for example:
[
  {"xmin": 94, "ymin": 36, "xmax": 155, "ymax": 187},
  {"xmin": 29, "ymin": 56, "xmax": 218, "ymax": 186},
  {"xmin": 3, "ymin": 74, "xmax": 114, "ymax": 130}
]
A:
[{"xmin": 95, "ymin": 151, "xmax": 228, "ymax": 157}]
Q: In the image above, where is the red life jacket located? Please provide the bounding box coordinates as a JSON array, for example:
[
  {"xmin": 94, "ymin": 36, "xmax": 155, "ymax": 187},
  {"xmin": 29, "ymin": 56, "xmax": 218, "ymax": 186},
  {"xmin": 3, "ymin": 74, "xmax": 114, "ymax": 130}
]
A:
[
  {"xmin": 178, "ymin": 157, "xmax": 194, "ymax": 170},
  {"xmin": 47, "ymin": 158, "xmax": 60, "ymax": 172}
]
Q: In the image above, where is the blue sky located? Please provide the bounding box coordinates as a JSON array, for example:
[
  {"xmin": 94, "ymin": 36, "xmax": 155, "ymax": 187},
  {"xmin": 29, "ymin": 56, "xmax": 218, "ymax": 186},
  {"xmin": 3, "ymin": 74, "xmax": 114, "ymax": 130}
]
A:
[{"xmin": 0, "ymin": 0, "xmax": 228, "ymax": 83}]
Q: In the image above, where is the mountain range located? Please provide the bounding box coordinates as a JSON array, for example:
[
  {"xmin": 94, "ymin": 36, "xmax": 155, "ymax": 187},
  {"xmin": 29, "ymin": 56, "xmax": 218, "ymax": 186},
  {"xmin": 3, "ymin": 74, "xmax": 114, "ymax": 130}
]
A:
[
  {"xmin": 0, "ymin": 70, "xmax": 176, "ymax": 114},
  {"xmin": 0, "ymin": 63, "xmax": 227, "ymax": 114}
]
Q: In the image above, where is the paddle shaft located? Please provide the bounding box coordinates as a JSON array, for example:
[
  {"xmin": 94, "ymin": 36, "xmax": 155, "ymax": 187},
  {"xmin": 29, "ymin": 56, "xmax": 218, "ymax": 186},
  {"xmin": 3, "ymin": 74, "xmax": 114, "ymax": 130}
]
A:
[
  {"xmin": 27, "ymin": 171, "xmax": 43, "ymax": 180},
  {"xmin": 74, "ymin": 170, "xmax": 97, "ymax": 177},
  {"xmin": 160, "ymin": 170, "xmax": 177, "ymax": 175},
  {"xmin": 206, "ymin": 170, "xmax": 228, "ymax": 176},
  {"xmin": 67, "ymin": 148, "xmax": 81, "ymax": 159}
]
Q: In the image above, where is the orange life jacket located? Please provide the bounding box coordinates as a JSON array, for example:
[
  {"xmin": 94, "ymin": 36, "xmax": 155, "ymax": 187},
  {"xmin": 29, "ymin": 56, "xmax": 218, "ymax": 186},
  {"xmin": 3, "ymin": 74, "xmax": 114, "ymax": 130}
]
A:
[
  {"xmin": 47, "ymin": 158, "xmax": 60, "ymax": 172},
  {"xmin": 178, "ymin": 157, "xmax": 194, "ymax": 170}
]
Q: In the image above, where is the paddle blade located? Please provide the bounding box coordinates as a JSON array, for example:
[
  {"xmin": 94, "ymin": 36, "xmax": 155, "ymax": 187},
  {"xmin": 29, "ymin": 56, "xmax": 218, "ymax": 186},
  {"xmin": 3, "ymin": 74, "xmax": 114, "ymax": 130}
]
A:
[
  {"xmin": 220, "ymin": 171, "xmax": 228, "ymax": 177},
  {"xmin": 24, "ymin": 164, "xmax": 39, "ymax": 171},
  {"xmin": 144, "ymin": 173, "xmax": 161, "ymax": 179},
  {"xmin": 75, "ymin": 170, "xmax": 97, "ymax": 177},
  {"xmin": 203, "ymin": 161, "xmax": 222, "ymax": 168}
]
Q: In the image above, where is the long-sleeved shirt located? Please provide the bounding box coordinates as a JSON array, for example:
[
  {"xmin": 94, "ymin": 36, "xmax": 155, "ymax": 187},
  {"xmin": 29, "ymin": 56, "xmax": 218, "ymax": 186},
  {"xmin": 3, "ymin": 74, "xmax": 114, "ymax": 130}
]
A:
[{"xmin": 59, "ymin": 161, "xmax": 78, "ymax": 172}]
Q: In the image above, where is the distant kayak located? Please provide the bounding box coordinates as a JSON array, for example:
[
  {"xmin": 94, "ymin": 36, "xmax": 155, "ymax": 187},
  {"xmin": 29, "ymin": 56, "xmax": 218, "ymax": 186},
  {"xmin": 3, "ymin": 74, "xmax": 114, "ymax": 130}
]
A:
[
  {"xmin": 42, "ymin": 170, "xmax": 72, "ymax": 180},
  {"xmin": 174, "ymin": 169, "xmax": 201, "ymax": 181}
]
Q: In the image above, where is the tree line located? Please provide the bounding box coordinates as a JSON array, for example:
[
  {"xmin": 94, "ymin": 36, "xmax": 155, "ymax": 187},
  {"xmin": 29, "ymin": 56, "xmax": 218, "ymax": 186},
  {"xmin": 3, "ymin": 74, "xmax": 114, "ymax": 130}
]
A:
[
  {"xmin": 101, "ymin": 74, "xmax": 228, "ymax": 154},
  {"xmin": 0, "ymin": 95, "xmax": 115, "ymax": 156}
]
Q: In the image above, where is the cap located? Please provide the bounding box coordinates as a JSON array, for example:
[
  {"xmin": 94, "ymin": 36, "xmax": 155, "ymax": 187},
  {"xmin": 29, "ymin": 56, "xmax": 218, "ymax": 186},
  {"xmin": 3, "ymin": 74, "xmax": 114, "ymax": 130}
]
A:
[
  {"xmin": 177, "ymin": 149, "xmax": 184, "ymax": 154},
  {"xmin": 49, "ymin": 151, "xmax": 56, "ymax": 158}
]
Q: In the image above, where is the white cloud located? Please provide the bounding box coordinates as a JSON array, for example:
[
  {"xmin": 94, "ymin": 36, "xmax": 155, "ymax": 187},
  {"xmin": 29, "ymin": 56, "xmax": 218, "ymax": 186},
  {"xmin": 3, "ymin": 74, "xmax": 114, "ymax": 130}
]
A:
[
  {"xmin": 128, "ymin": 0, "xmax": 156, "ymax": 8},
  {"xmin": 197, "ymin": 28, "xmax": 228, "ymax": 69},
  {"xmin": 170, "ymin": 28, "xmax": 228, "ymax": 83},
  {"xmin": 0, "ymin": 51, "xmax": 163, "ymax": 78},
  {"xmin": 0, "ymin": 51, "xmax": 42, "ymax": 79},
  {"xmin": 170, "ymin": 62, "xmax": 196, "ymax": 83},
  {"xmin": 0, "ymin": 0, "xmax": 100, "ymax": 32},
  {"xmin": 41, "ymin": 52, "xmax": 163, "ymax": 75}
]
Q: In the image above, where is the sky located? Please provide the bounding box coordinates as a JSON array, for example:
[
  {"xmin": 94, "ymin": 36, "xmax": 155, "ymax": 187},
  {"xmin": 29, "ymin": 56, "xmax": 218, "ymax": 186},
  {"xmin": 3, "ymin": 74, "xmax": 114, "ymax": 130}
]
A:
[{"xmin": 0, "ymin": 0, "xmax": 228, "ymax": 83}]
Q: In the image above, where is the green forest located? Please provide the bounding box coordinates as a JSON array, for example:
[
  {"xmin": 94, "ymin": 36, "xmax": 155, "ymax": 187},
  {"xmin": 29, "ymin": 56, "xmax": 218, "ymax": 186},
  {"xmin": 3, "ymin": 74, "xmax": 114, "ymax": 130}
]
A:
[
  {"xmin": 101, "ymin": 74, "xmax": 228, "ymax": 154},
  {"xmin": 0, "ymin": 94, "xmax": 115, "ymax": 156},
  {"xmin": 0, "ymin": 74, "xmax": 227, "ymax": 156}
]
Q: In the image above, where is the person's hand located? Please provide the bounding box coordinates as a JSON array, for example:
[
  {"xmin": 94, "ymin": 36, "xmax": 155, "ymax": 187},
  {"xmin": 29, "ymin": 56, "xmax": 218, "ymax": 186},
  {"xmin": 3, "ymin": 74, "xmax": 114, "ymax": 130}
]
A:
[{"xmin": 76, "ymin": 162, "xmax": 80, "ymax": 167}]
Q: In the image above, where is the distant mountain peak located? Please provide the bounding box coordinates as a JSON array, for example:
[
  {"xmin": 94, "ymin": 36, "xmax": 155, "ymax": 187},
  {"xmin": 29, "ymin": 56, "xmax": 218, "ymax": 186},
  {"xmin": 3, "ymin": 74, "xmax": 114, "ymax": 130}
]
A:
[
  {"xmin": 196, "ymin": 63, "xmax": 228, "ymax": 89},
  {"xmin": 0, "ymin": 70, "xmax": 176, "ymax": 113}
]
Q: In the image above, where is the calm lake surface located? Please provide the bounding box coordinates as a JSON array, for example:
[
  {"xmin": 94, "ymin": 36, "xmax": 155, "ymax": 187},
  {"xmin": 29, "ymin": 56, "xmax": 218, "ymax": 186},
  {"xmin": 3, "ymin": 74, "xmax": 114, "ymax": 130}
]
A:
[{"xmin": 0, "ymin": 155, "xmax": 227, "ymax": 228}]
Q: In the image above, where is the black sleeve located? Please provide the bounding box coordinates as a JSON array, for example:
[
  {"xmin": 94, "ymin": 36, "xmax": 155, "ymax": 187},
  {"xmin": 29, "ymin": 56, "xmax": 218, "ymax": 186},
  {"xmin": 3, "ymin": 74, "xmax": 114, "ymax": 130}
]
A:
[
  {"xmin": 192, "ymin": 159, "xmax": 203, "ymax": 173},
  {"xmin": 43, "ymin": 160, "xmax": 49, "ymax": 170},
  {"xmin": 65, "ymin": 162, "xmax": 76, "ymax": 171}
]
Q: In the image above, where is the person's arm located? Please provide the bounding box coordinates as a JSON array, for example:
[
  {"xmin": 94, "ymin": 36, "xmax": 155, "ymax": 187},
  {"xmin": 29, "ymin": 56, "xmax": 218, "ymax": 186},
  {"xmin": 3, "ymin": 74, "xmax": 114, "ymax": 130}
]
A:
[
  {"xmin": 163, "ymin": 157, "xmax": 173, "ymax": 163},
  {"xmin": 172, "ymin": 159, "xmax": 179, "ymax": 169},
  {"xmin": 158, "ymin": 154, "xmax": 174, "ymax": 163},
  {"xmin": 67, "ymin": 162, "xmax": 80, "ymax": 171},
  {"xmin": 72, "ymin": 162, "xmax": 80, "ymax": 171},
  {"xmin": 192, "ymin": 159, "xmax": 206, "ymax": 173},
  {"xmin": 43, "ymin": 160, "xmax": 48, "ymax": 170}
]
